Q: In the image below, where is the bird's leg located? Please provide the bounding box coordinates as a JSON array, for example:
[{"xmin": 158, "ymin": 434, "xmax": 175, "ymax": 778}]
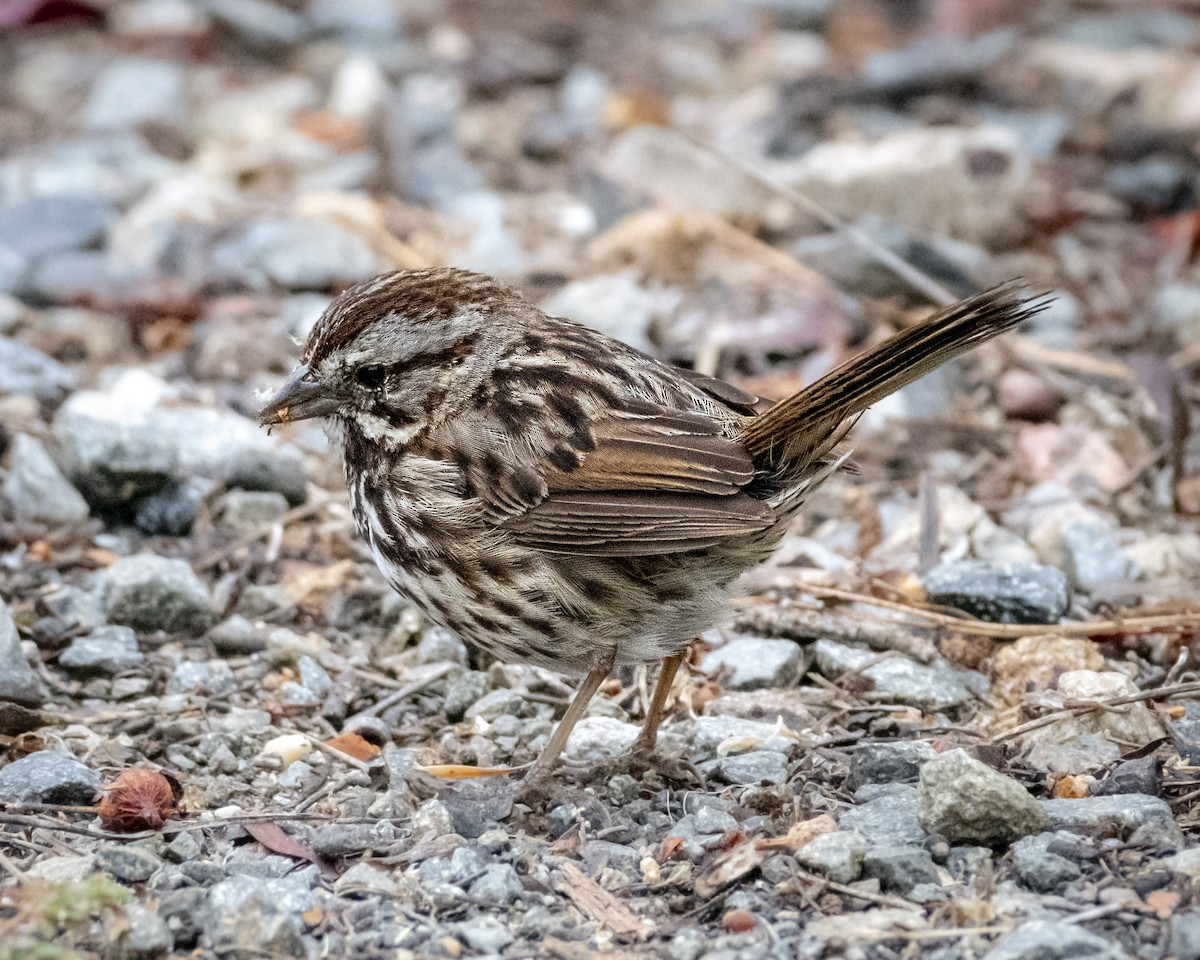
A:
[
  {"xmin": 522, "ymin": 649, "xmax": 615, "ymax": 783},
  {"xmin": 632, "ymin": 649, "xmax": 687, "ymax": 755}
]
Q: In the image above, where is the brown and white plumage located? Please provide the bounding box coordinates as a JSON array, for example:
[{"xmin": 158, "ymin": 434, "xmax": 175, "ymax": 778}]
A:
[{"xmin": 260, "ymin": 267, "xmax": 1046, "ymax": 778}]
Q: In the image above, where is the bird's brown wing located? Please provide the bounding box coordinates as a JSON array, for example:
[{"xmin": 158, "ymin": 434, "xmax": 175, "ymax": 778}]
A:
[{"xmin": 493, "ymin": 408, "xmax": 774, "ymax": 557}]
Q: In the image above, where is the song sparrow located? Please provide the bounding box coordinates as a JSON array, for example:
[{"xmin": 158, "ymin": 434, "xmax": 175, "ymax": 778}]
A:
[{"xmin": 260, "ymin": 268, "xmax": 1043, "ymax": 781}]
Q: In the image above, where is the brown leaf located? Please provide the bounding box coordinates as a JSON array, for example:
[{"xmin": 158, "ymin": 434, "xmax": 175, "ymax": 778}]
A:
[
  {"xmin": 244, "ymin": 819, "xmax": 335, "ymax": 878},
  {"xmin": 552, "ymin": 862, "xmax": 647, "ymax": 940},
  {"xmin": 324, "ymin": 732, "xmax": 380, "ymax": 763},
  {"xmin": 695, "ymin": 839, "xmax": 764, "ymax": 897}
]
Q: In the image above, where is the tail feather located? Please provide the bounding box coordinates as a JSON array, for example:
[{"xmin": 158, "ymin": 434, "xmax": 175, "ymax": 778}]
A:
[{"xmin": 739, "ymin": 282, "xmax": 1049, "ymax": 464}]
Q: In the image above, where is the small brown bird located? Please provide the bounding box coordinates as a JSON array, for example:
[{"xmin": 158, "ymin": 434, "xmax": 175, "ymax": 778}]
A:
[{"xmin": 260, "ymin": 268, "xmax": 1043, "ymax": 781}]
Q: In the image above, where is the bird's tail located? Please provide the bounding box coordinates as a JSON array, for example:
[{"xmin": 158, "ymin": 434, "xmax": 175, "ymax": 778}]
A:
[{"xmin": 739, "ymin": 282, "xmax": 1049, "ymax": 465}]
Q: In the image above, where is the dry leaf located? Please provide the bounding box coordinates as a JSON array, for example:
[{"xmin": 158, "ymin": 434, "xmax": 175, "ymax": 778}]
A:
[
  {"xmin": 695, "ymin": 840, "xmax": 765, "ymax": 897},
  {"xmin": 418, "ymin": 763, "xmax": 520, "ymax": 779},
  {"xmin": 324, "ymin": 732, "xmax": 380, "ymax": 762},
  {"xmin": 245, "ymin": 819, "xmax": 334, "ymax": 878},
  {"xmin": 661, "ymin": 835, "xmax": 684, "ymax": 859},
  {"xmin": 757, "ymin": 814, "xmax": 838, "ymax": 852}
]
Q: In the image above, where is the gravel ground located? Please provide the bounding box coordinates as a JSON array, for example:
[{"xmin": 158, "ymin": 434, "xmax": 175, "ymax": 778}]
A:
[{"xmin": 1, "ymin": 2, "xmax": 1200, "ymax": 958}]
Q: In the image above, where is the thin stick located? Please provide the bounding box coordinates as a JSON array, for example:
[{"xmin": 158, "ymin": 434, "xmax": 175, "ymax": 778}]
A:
[
  {"xmin": 691, "ymin": 136, "xmax": 958, "ymax": 306},
  {"xmin": 739, "ymin": 581, "xmax": 1200, "ymax": 639},
  {"xmin": 352, "ymin": 662, "xmax": 456, "ymax": 718},
  {"xmin": 990, "ymin": 680, "xmax": 1200, "ymax": 743}
]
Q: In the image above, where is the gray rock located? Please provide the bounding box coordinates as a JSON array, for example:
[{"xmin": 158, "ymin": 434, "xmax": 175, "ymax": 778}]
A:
[
  {"xmin": 166, "ymin": 659, "xmax": 236, "ymax": 697},
  {"xmin": 700, "ymin": 688, "xmax": 816, "ymax": 730},
  {"xmin": 223, "ymin": 448, "xmax": 307, "ymax": 506},
  {"xmin": 917, "ymin": 748, "xmax": 1049, "ymax": 846},
  {"xmin": 794, "ymin": 831, "xmax": 867, "ymax": 883},
  {"xmin": 468, "ymin": 863, "xmax": 524, "ymax": 904},
  {"xmin": 1172, "ymin": 701, "xmax": 1200, "ymax": 765},
  {"xmin": 464, "ymin": 688, "xmax": 527, "ymax": 723},
  {"xmin": 416, "ymin": 628, "xmax": 468, "ymax": 666},
  {"xmin": 1041, "ymin": 794, "xmax": 1182, "ymax": 847},
  {"xmin": 665, "ymin": 808, "xmax": 739, "ymax": 861},
  {"xmin": 1061, "ymin": 522, "xmax": 1137, "ymax": 592},
  {"xmin": 0, "ymin": 604, "xmax": 46, "ymax": 706},
  {"xmin": 134, "ymin": 483, "xmax": 201, "ymax": 537},
  {"xmin": 0, "ymin": 246, "xmax": 27, "ymax": 295},
  {"xmin": 0, "ymin": 750, "xmax": 99, "ymax": 804},
  {"xmin": 202, "ymin": 873, "xmax": 316, "ymax": 957},
  {"xmin": 23, "ymin": 249, "xmax": 151, "ymax": 305},
  {"xmin": 213, "ymin": 218, "xmax": 379, "ymax": 291},
  {"xmin": 297, "ymin": 656, "xmax": 332, "ymax": 698},
  {"xmin": 682, "ymin": 715, "xmax": 799, "ymax": 756},
  {"xmin": 457, "ymin": 915, "xmax": 514, "ymax": 953},
  {"xmin": 117, "ymin": 902, "xmax": 173, "ymax": 959},
  {"xmin": 778, "ymin": 124, "xmax": 1030, "ymax": 247},
  {"xmin": 1106, "ymin": 156, "xmax": 1195, "ymax": 215},
  {"xmin": 981, "ymin": 919, "xmax": 1129, "ymax": 960},
  {"xmin": 163, "ymin": 830, "xmax": 202, "ymax": 864},
  {"xmin": 39, "ymin": 585, "xmax": 103, "ymax": 633},
  {"xmin": 861, "ymin": 845, "xmax": 940, "ymax": 893},
  {"xmin": 607, "ymin": 126, "xmax": 783, "ymax": 226},
  {"xmin": 1155, "ymin": 282, "xmax": 1200, "ymax": 345},
  {"xmin": 205, "ymin": 0, "xmax": 308, "ymax": 50},
  {"xmin": 2, "ymin": 434, "xmax": 89, "ymax": 525},
  {"xmin": 1167, "ymin": 909, "xmax": 1200, "ymax": 960},
  {"xmin": 0, "ymin": 337, "xmax": 74, "ymax": 403},
  {"xmin": 0, "ymin": 194, "xmax": 111, "ymax": 264},
  {"xmin": 444, "ymin": 670, "xmax": 490, "ymax": 722},
  {"xmin": 1011, "ymin": 832, "xmax": 1084, "ymax": 892},
  {"xmin": 847, "ymin": 741, "xmax": 938, "ymax": 790},
  {"xmin": 1025, "ymin": 730, "xmax": 1123, "ymax": 777},
  {"xmin": 53, "ymin": 398, "xmax": 177, "ymax": 507},
  {"xmin": 700, "ymin": 635, "xmax": 807, "ymax": 690},
  {"xmin": 0, "ymin": 194, "xmax": 112, "ymax": 259},
  {"xmin": 308, "ymin": 0, "xmax": 403, "ymax": 39},
  {"xmin": 839, "ymin": 785, "xmax": 926, "ymax": 846},
  {"xmin": 101, "ymin": 554, "xmax": 214, "ymax": 636},
  {"xmin": 208, "ymin": 615, "xmax": 268, "ymax": 655},
  {"xmin": 83, "ymin": 58, "xmax": 186, "ymax": 131},
  {"xmin": 97, "ymin": 845, "xmax": 161, "ymax": 883},
  {"xmin": 946, "ymin": 845, "xmax": 992, "ymax": 879},
  {"xmin": 563, "ymin": 716, "xmax": 639, "ymax": 763},
  {"xmin": 814, "ymin": 640, "xmax": 979, "ymax": 709},
  {"xmin": 703, "ymin": 750, "xmax": 790, "ymax": 786},
  {"xmin": 59, "ymin": 625, "xmax": 143, "ymax": 677},
  {"xmin": 214, "ymin": 489, "xmax": 288, "ymax": 533},
  {"xmin": 312, "ymin": 822, "xmax": 394, "ymax": 860},
  {"xmin": 923, "ymin": 560, "xmax": 1069, "ymax": 624}
]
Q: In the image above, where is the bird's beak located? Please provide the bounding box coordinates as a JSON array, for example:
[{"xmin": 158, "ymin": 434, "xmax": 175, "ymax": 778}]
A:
[{"xmin": 258, "ymin": 365, "xmax": 342, "ymax": 426}]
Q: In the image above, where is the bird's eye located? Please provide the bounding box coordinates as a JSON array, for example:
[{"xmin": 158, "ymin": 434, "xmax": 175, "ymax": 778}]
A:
[{"xmin": 354, "ymin": 365, "xmax": 385, "ymax": 389}]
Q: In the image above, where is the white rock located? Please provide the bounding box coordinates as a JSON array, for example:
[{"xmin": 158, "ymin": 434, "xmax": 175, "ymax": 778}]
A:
[
  {"xmin": 775, "ymin": 125, "xmax": 1031, "ymax": 246},
  {"xmin": 260, "ymin": 733, "xmax": 313, "ymax": 769},
  {"xmin": 563, "ymin": 716, "xmax": 638, "ymax": 764},
  {"xmin": 3, "ymin": 434, "xmax": 89, "ymax": 524},
  {"xmin": 1025, "ymin": 670, "xmax": 1164, "ymax": 774},
  {"xmin": 700, "ymin": 635, "xmax": 806, "ymax": 690}
]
